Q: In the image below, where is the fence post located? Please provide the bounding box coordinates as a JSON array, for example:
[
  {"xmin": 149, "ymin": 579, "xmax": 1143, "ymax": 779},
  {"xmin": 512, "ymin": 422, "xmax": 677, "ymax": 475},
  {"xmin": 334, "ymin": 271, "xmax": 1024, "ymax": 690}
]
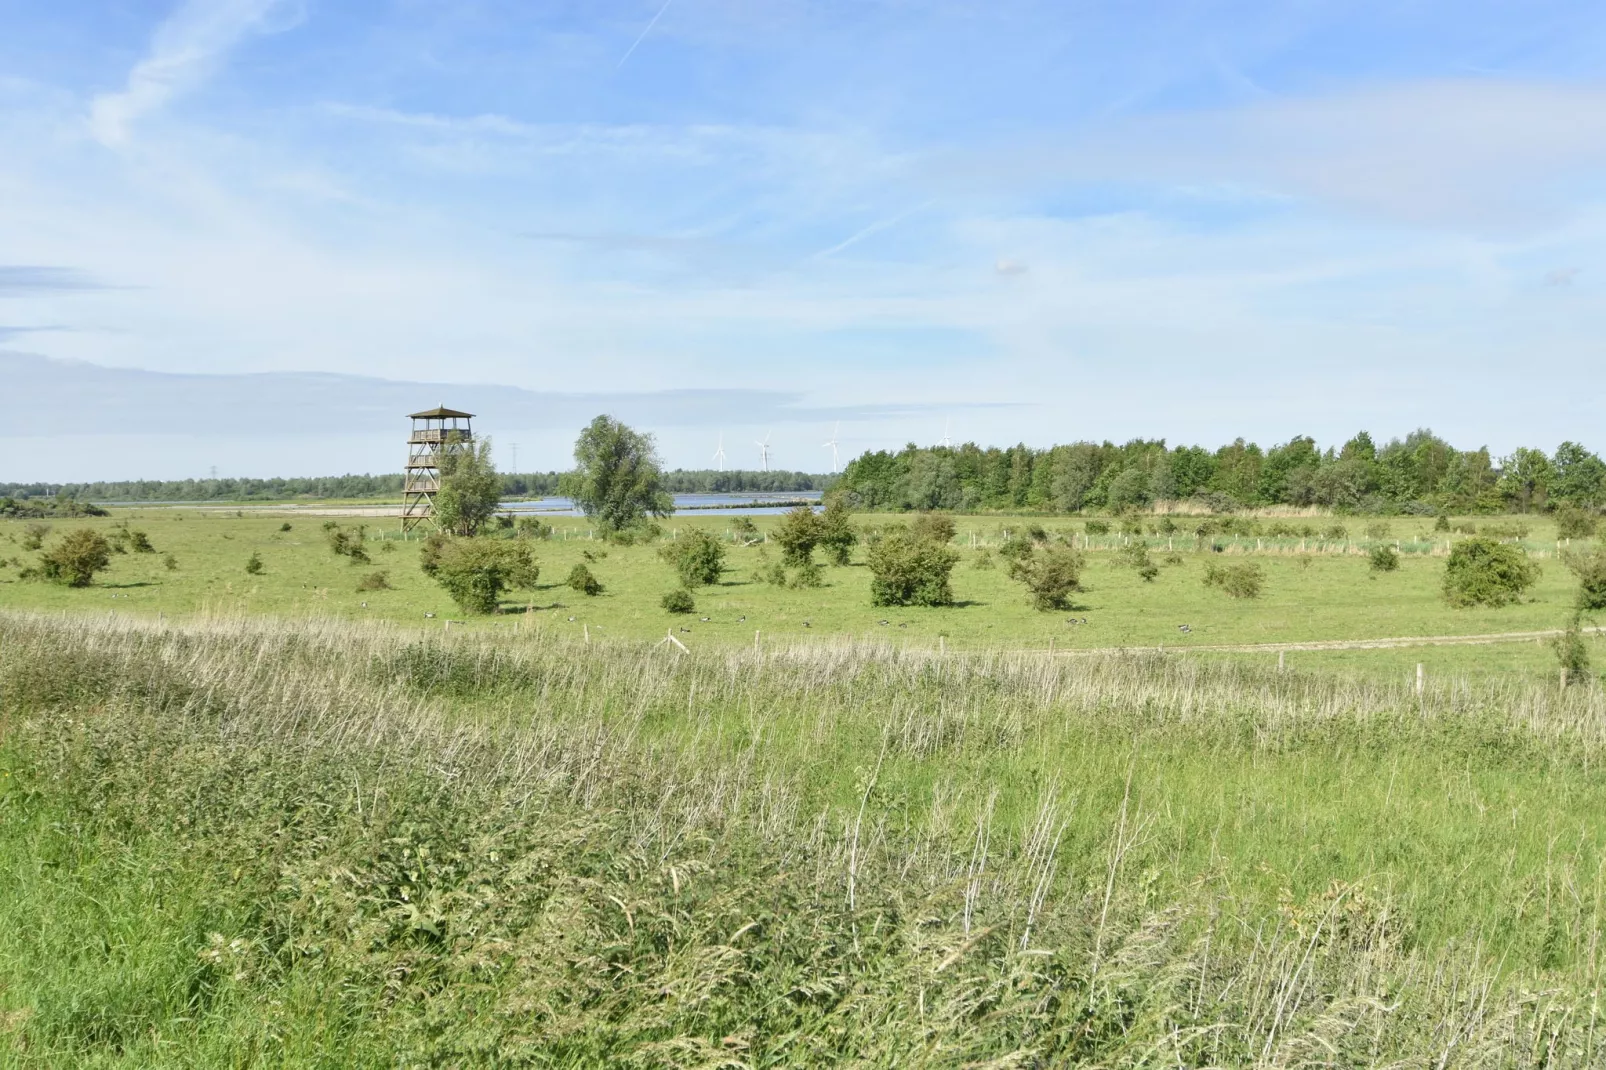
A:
[
  {"xmin": 1278, "ymin": 650, "xmax": 1284, "ymax": 673},
  {"xmin": 1415, "ymin": 663, "xmax": 1424, "ymax": 697}
]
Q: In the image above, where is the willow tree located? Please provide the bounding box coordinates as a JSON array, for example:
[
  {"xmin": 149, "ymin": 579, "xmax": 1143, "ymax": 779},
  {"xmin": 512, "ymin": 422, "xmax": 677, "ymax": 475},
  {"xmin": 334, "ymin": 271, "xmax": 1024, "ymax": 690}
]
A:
[{"xmin": 564, "ymin": 416, "xmax": 673, "ymax": 535}]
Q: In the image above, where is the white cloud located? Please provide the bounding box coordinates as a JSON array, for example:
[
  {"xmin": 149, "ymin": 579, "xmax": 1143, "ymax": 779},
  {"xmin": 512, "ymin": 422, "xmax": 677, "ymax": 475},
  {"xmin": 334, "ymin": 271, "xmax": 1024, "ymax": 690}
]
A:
[{"xmin": 89, "ymin": 0, "xmax": 303, "ymax": 146}]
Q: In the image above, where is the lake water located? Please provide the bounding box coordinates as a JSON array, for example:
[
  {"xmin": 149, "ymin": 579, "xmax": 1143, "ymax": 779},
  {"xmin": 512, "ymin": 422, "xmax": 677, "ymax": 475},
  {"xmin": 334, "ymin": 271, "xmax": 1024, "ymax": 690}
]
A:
[{"xmin": 503, "ymin": 492, "xmax": 823, "ymax": 518}]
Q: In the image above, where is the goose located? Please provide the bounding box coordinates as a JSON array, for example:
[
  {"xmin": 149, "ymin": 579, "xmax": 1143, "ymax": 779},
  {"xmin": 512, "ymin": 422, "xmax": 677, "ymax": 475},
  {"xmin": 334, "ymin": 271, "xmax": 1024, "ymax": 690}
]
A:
[
  {"xmin": 360, "ymin": 601, "xmax": 367, "ymax": 608},
  {"xmin": 878, "ymin": 619, "xmax": 890, "ymax": 626},
  {"xmin": 680, "ymin": 626, "xmax": 692, "ymax": 633},
  {"xmin": 736, "ymin": 615, "xmax": 747, "ymax": 623},
  {"xmin": 566, "ymin": 616, "xmax": 576, "ymax": 622},
  {"xmin": 700, "ymin": 616, "xmax": 711, "ymax": 622},
  {"xmin": 424, "ymin": 612, "xmax": 436, "ymax": 618},
  {"xmin": 1177, "ymin": 624, "xmax": 1191, "ymax": 633},
  {"xmin": 803, "ymin": 620, "xmax": 811, "ymax": 628}
]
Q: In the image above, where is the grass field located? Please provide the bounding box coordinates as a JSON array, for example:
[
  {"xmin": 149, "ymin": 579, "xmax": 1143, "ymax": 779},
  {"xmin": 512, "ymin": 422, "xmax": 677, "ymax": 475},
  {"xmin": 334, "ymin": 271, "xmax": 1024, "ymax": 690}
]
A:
[
  {"xmin": 0, "ymin": 508, "xmax": 1596, "ymax": 685},
  {"xmin": 2, "ymin": 612, "xmax": 1605, "ymax": 1065}
]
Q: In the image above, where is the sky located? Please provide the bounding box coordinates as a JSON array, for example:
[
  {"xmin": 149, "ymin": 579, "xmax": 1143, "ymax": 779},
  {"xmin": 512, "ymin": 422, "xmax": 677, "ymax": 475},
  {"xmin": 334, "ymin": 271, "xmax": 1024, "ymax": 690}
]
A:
[{"xmin": 3, "ymin": 0, "xmax": 1605, "ymax": 480}]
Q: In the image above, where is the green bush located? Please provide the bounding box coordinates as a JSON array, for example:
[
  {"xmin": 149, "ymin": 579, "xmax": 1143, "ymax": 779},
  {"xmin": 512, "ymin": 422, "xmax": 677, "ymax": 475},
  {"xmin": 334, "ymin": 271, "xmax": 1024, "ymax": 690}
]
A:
[
  {"xmin": 420, "ymin": 537, "xmax": 539, "ymax": 614},
  {"xmin": 279, "ymin": 522, "xmax": 293, "ymax": 532},
  {"xmin": 20, "ymin": 523, "xmax": 50, "ymax": 551},
  {"xmin": 867, "ymin": 528, "xmax": 959, "ymax": 607},
  {"xmin": 1481, "ymin": 521, "xmax": 1530, "ymax": 541},
  {"xmin": 1443, "ymin": 536, "xmax": 1539, "ymax": 607},
  {"xmin": 1322, "ymin": 524, "xmax": 1348, "ymax": 540},
  {"xmin": 1084, "ymin": 519, "xmax": 1110, "ymax": 536},
  {"xmin": 1433, "ymin": 515, "xmax": 1451, "ymax": 533},
  {"xmin": 816, "ymin": 497, "xmax": 858, "ymax": 565},
  {"xmin": 788, "ymin": 561, "xmax": 825, "ymax": 589},
  {"xmin": 1556, "ymin": 506, "xmax": 1598, "ymax": 541},
  {"xmin": 972, "ymin": 549, "xmax": 995, "ymax": 570},
  {"xmin": 566, "ymin": 563, "xmax": 603, "ymax": 596},
  {"xmin": 355, "ymin": 571, "xmax": 391, "ymax": 592},
  {"xmin": 244, "ymin": 552, "xmax": 264, "ymax": 575},
  {"xmin": 39, "ymin": 529, "xmax": 113, "ymax": 587},
  {"xmin": 1369, "ymin": 545, "xmax": 1400, "ymax": 573},
  {"xmin": 660, "ymin": 587, "xmax": 695, "ymax": 613},
  {"xmin": 326, "ymin": 525, "xmax": 371, "ymax": 564},
  {"xmin": 1563, "ymin": 547, "xmax": 1606, "ymax": 611},
  {"xmin": 162, "ymin": 553, "xmax": 178, "ymax": 571},
  {"xmin": 1554, "ymin": 613, "xmax": 1591, "ymax": 683},
  {"xmin": 1203, "ymin": 561, "xmax": 1263, "ymax": 600},
  {"xmin": 732, "ymin": 516, "xmax": 759, "ymax": 542},
  {"xmin": 773, "ymin": 505, "xmax": 821, "ymax": 566},
  {"xmin": 1008, "ymin": 545, "xmax": 1085, "ymax": 610},
  {"xmin": 659, "ymin": 529, "xmax": 726, "ymax": 587}
]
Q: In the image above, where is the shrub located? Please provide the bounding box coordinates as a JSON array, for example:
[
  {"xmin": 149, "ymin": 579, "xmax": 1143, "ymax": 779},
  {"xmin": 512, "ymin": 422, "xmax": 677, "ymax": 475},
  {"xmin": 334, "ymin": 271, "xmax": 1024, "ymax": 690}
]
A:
[
  {"xmin": 566, "ymin": 563, "xmax": 603, "ymax": 596},
  {"xmin": 244, "ymin": 552, "xmax": 264, "ymax": 575},
  {"xmin": 422, "ymin": 537, "xmax": 539, "ymax": 614},
  {"xmin": 1266, "ymin": 522, "xmax": 1298, "ymax": 538},
  {"xmin": 128, "ymin": 529, "xmax": 154, "ymax": 553},
  {"xmin": 1563, "ymin": 547, "xmax": 1606, "ymax": 611},
  {"xmin": 1203, "ymin": 562, "xmax": 1263, "ymax": 599},
  {"xmin": 39, "ymin": 530, "xmax": 113, "ymax": 587},
  {"xmin": 1453, "ymin": 523, "xmax": 1478, "ymax": 535},
  {"xmin": 773, "ymin": 506, "xmax": 822, "ymax": 566},
  {"xmin": 322, "ymin": 519, "xmax": 339, "ymax": 531},
  {"xmin": 816, "ymin": 497, "xmax": 858, "ymax": 565},
  {"xmin": 515, "ymin": 516, "xmax": 552, "ymax": 540},
  {"xmin": 732, "ymin": 516, "xmax": 759, "ymax": 542},
  {"xmin": 1322, "ymin": 524, "xmax": 1349, "ymax": 541},
  {"xmin": 356, "ymin": 571, "xmax": 391, "ymax": 592},
  {"xmin": 908, "ymin": 513, "xmax": 958, "ymax": 545},
  {"xmin": 20, "ymin": 523, "xmax": 50, "ymax": 551},
  {"xmin": 867, "ymin": 528, "xmax": 959, "ymax": 607},
  {"xmin": 789, "ymin": 561, "xmax": 826, "ymax": 588},
  {"xmin": 162, "ymin": 553, "xmax": 178, "ymax": 571},
  {"xmin": 998, "ymin": 533, "xmax": 1035, "ymax": 560},
  {"xmin": 279, "ymin": 522, "xmax": 293, "ymax": 532},
  {"xmin": 972, "ymin": 549, "xmax": 995, "ymax": 570},
  {"xmin": 1433, "ymin": 515, "xmax": 1451, "ymax": 533},
  {"xmin": 1369, "ymin": 546, "xmax": 1400, "ymax": 573},
  {"xmin": 756, "ymin": 560, "xmax": 787, "ymax": 586},
  {"xmin": 1555, "ymin": 613, "xmax": 1591, "ymax": 683},
  {"xmin": 1117, "ymin": 542, "xmax": 1158, "ymax": 582},
  {"xmin": 661, "ymin": 587, "xmax": 695, "ymax": 613},
  {"xmin": 1009, "ymin": 545, "xmax": 1085, "ymax": 610},
  {"xmin": 1443, "ymin": 536, "xmax": 1539, "ymax": 607},
  {"xmin": 327, "ymin": 525, "xmax": 371, "ymax": 565},
  {"xmin": 1366, "ymin": 522, "xmax": 1393, "ymax": 539},
  {"xmin": 1556, "ymin": 506, "xmax": 1598, "ymax": 541},
  {"xmin": 1083, "ymin": 520, "xmax": 1110, "ymax": 536},
  {"xmin": 660, "ymin": 529, "xmax": 726, "ymax": 587}
]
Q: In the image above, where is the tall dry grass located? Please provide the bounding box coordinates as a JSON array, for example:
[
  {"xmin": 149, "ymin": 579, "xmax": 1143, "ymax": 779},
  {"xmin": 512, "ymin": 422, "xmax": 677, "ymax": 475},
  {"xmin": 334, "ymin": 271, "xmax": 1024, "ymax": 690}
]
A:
[{"xmin": 2, "ymin": 610, "xmax": 1604, "ymax": 1065}]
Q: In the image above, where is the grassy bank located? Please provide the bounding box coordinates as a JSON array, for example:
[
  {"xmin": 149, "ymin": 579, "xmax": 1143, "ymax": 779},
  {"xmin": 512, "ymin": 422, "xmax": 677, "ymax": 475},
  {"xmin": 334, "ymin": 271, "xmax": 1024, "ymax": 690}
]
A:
[{"xmin": 2, "ymin": 612, "xmax": 1605, "ymax": 1064}]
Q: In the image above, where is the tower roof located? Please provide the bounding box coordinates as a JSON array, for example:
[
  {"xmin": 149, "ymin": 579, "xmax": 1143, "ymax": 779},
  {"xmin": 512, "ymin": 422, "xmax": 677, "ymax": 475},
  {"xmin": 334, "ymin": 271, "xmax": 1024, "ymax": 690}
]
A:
[{"xmin": 409, "ymin": 406, "xmax": 475, "ymax": 419}]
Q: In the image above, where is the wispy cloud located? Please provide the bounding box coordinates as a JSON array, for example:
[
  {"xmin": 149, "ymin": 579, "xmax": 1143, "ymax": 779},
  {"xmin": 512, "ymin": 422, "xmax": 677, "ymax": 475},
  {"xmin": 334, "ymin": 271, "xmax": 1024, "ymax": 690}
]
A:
[
  {"xmin": 89, "ymin": 0, "xmax": 304, "ymax": 146},
  {"xmin": 0, "ymin": 266, "xmax": 107, "ymax": 296}
]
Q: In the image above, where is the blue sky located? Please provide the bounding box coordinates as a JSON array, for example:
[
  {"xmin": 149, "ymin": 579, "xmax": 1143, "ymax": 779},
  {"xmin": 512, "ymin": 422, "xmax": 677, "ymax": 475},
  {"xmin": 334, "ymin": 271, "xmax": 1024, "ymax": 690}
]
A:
[{"xmin": 3, "ymin": 0, "xmax": 1606, "ymax": 479}]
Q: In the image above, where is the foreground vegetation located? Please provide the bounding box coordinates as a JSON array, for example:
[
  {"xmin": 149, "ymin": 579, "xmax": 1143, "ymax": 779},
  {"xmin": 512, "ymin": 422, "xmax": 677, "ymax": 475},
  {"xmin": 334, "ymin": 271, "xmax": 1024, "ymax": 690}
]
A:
[{"xmin": 2, "ymin": 612, "xmax": 1605, "ymax": 1064}]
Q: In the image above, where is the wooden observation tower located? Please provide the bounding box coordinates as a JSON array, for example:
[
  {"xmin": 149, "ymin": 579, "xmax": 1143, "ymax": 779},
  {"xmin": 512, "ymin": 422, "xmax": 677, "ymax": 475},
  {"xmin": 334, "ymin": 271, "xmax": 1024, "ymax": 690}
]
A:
[{"xmin": 402, "ymin": 406, "xmax": 475, "ymax": 533}]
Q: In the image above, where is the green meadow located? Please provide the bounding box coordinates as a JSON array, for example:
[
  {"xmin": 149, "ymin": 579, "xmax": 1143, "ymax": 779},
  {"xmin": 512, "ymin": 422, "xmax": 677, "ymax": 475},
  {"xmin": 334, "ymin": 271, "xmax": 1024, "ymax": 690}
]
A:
[{"xmin": 0, "ymin": 507, "xmax": 1594, "ymax": 683}]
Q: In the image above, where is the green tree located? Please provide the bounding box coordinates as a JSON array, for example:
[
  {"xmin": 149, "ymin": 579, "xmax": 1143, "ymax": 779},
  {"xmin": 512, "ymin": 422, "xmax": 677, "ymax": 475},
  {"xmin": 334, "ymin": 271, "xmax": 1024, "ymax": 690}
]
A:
[
  {"xmin": 661, "ymin": 588, "xmax": 695, "ymax": 613},
  {"xmin": 660, "ymin": 530, "xmax": 726, "ymax": 587},
  {"xmin": 773, "ymin": 505, "xmax": 822, "ymax": 566},
  {"xmin": 39, "ymin": 530, "xmax": 113, "ymax": 587},
  {"xmin": 1552, "ymin": 442, "xmax": 1606, "ymax": 508},
  {"xmin": 420, "ymin": 537, "xmax": 538, "ymax": 614},
  {"xmin": 564, "ymin": 416, "xmax": 673, "ymax": 535},
  {"xmin": 1443, "ymin": 536, "xmax": 1539, "ymax": 607},
  {"xmin": 435, "ymin": 439, "xmax": 502, "ymax": 536},
  {"xmin": 1498, "ymin": 448, "xmax": 1553, "ymax": 513},
  {"xmin": 816, "ymin": 497, "xmax": 858, "ymax": 565},
  {"xmin": 867, "ymin": 527, "xmax": 959, "ymax": 607},
  {"xmin": 1008, "ymin": 545, "xmax": 1085, "ymax": 610},
  {"xmin": 1555, "ymin": 505, "xmax": 1598, "ymax": 541}
]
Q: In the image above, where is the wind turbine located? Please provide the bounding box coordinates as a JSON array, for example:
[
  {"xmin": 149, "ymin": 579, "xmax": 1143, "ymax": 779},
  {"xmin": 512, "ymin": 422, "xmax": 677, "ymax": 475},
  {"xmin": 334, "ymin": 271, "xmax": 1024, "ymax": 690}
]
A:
[
  {"xmin": 712, "ymin": 433, "xmax": 727, "ymax": 472},
  {"xmin": 938, "ymin": 418, "xmax": 952, "ymax": 448},
  {"xmin": 755, "ymin": 432, "xmax": 772, "ymax": 473},
  {"xmin": 822, "ymin": 422, "xmax": 841, "ymax": 473}
]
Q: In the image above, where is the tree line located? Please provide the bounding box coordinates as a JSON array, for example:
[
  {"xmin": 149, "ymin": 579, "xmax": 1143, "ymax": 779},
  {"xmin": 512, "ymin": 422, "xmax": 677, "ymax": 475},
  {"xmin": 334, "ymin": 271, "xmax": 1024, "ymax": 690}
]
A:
[
  {"xmin": 5, "ymin": 469, "xmax": 831, "ymax": 503},
  {"xmin": 835, "ymin": 431, "xmax": 1606, "ymax": 515}
]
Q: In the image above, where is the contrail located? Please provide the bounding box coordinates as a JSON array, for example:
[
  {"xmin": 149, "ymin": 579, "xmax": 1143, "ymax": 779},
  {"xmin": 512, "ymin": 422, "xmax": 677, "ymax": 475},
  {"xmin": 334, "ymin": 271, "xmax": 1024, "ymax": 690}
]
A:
[
  {"xmin": 812, "ymin": 199, "xmax": 935, "ymax": 260},
  {"xmin": 617, "ymin": 0, "xmax": 674, "ymax": 70}
]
